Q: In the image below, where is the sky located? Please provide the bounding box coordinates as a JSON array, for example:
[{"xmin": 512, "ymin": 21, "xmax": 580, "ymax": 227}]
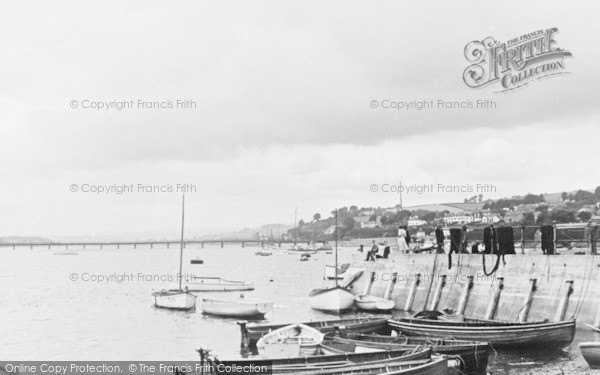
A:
[{"xmin": 0, "ymin": 1, "xmax": 599, "ymax": 239}]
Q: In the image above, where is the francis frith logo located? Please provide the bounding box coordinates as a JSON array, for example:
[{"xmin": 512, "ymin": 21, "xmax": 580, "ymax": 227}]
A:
[{"xmin": 463, "ymin": 27, "xmax": 572, "ymax": 92}]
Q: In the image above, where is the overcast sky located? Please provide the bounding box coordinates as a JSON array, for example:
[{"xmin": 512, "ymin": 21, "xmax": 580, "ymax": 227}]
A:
[{"xmin": 1, "ymin": 1, "xmax": 598, "ymax": 238}]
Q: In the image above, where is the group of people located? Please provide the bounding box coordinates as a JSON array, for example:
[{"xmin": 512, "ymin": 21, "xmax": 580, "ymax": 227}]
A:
[{"xmin": 363, "ymin": 225, "xmax": 411, "ymax": 261}]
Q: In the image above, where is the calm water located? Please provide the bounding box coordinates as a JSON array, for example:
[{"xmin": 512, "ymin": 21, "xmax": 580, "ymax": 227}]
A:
[{"xmin": 1, "ymin": 245, "xmax": 598, "ymax": 373}]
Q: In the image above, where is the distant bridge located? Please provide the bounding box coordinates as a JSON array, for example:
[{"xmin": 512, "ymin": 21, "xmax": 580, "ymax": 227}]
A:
[{"xmin": 0, "ymin": 239, "xmax": 329, "ymax": 250}]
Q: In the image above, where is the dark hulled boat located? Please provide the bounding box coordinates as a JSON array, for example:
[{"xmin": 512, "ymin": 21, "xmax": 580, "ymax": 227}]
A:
[
  {"xmin": 239, "ymin": 317, "xmax": 390, "ymax": 347},
  {"xmin": 321, "ymin": 333, "xmax": 490, "ymax": 372},
  {"xmin": 388, "ymin": 317, "xmax": 576, "ymax": 347},
  {"xmin": 198, "ymin": 347, "xmax": 433, "ymax": 374}
]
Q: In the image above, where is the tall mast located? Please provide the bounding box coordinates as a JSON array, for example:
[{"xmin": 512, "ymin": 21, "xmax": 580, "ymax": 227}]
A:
[
  {"xmin": 178, "ymin": 193, "xmax": 186, "ymax": 291},
  {"xmin": 334, "ymin": 209, "xmax": 338, "ymax": 287},
  {"xmin": 294, "ymin": 207, "xmax": 298, "ymax": 241},
  {"xmin": 399, "ymin": 176, "xmax": 403, "ymax": 213}
]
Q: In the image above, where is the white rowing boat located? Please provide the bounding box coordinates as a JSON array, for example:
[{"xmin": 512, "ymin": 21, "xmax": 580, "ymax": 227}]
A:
[
  {"xmin": 309, "ymin": 286, "xmax": 355, "ymax": 314},
  {"xmin": 256, "ymin": 323, "xmax": 324, "ymax": 358},
  {"xmin": 152, "ymin": 290, "xmax": 197, "ymax": 310},
  {"xmin": 201, "ymin": 297, "xmax": 273, "ymax": 318},
  {"xmin": 169, "ymin": 276, "xmax": 254, "ymax": 292},
  {"xmin": 152, "ymin": 194, "xmax": 197, "ymax": 311},
  {"xmin": 354, "ymin": 295, "xmax": 395, "ymax": 311}
]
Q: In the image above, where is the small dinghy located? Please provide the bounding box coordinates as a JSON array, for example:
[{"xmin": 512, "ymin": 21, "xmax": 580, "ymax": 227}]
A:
[
  {"xmin": 53, "ymin": 250, "xmax": 78, "ymax": 255},
  {"xmin": 201, "ymin": 297, "xmax": 273, "ymax": 318},
  {"xmin": 152, "ymin": 290, "xmax": 197, "ymax": 310},
  {"xmin": 580, "ymin": 342, "xmax": 600, "ymax": 369},
  {"xmin": 152, "ymin": 194, "xmax": 197, "ymax": 311},
  {"xmin": 170, "ymin": 276, "xmax": 254, "ymax": 292},
  {"xmin": 354, "ymin": 295, "xmax": 395, "ymax": 311},
  {"xmin": 255, "ymin": 251, "xmax": 272, "ymax": 256},
  {"xmin": 190, "ymin": 258, "xmax": 204, "ymax": 264},
  {"xmin": 257, "ymin": 323, "xmax": 324, "ymax": 358}
]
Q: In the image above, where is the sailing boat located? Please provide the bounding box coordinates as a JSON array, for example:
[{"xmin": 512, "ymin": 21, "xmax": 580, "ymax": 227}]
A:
[
  {"xmin": 309, "ymin": 209, "xmax": 355, "ymax": 314},
  {"xmin": 152, "ymin": 194, "xmax": 197, "ymax": 310}
]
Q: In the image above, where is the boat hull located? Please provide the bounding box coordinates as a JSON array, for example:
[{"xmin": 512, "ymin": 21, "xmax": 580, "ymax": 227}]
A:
[
  {"xmin": 326, "ymin": 334, "xmax": 489, "ymax": 372},
  {"xmin": 256, "ymin": 323, "xmax": 324, "ymax": 358},
  {"xmin": 201, "ymin": 298, "xmax": 273, "ymax": 318},
  {"xmin": 202, "ymin": 348, "xmax": 434, "ymax": 375},
  {"xmin": 389, "ymin": 318, "xmax": 576, "ymax": 347},
  {"xmin": 355, "ymin": 295, "xmax": 395, "ymax": 311},
  {"xmin": 242, "ymin": 318, "xmax": 390, "ymax": 347},
  {"xmin": 580, "ymin": 342, "xmax": 600, "ymax": 369},
  {"xmin": 309, "ymin": 286, "xmax": 355, "ymax": 314},
  {"xmin": 152, "ymin": 291, "xmax": 196, "ymax": 310},
  {"xmin": 169, "ymin": 277, "xmax": 254, "ymax": 292}
]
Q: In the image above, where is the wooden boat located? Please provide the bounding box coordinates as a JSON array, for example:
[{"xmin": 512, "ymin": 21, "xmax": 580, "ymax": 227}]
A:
[
  {"xmin": 199, "ymin": 346, "xmax": 433, "ymax": 374},
  {"xmin": 152, "ymin": 290, "xmax": 196, "ymax": 310},
  {"xmin": 255, "ymin": 251, "xmax": 272, "ymax": 256},
  {"xmin": 169, "ymin": 276, "xmax": 254, "ymax": 292},
  {"xmin": 200, "ymin": 297, "xmax": 273, "ymax": 318},
  {"xmin": 324, "ymin": 264, "xmax": 350, "ymax": 280},
  {"xmin": 355, "ymin": 295, "xmax": 395, "ymax": 311},
  {"xmin": 152, "ymin": 194, "xmax": 196, "ymax": 311},
  {"xmin": 286, "ymin": 358, "xmax": 447, "ymax": 375},
  {"xmin": 241, "ymin": 317, "xmax": 390, "ymax": 347},
  {"xmin": 323, "ymin": 333, "xmax": 490, "ymax": 372},
  {"xmin": 388, "ymin": 317, "xmax": 576, "ymax": 347},
  {"xmin": 52, "ymin": 250, "xmax": 78, "ymax": 255},
  {"xmin": 580, "ymin": 342, "xmax": 600, "ymax": 369},
  {"xmin": 310, "ymin": 210, "xmax": 356, "ymax": 315},
  {"xmin": 190, "ymin": 258, "xmax": 204, "ymax": 264},
  {"xmin": 310, "ymin": 286, "xmax": 355, "ymax": 314},
  {"xmin": 256, "ymin": 324, "xmax": 324, "ymax": 357}
]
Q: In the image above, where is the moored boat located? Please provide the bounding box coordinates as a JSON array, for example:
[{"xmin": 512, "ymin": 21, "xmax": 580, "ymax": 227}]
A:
[
  {"xmin": 324, "ymin": 264, "xmax": 350, "ymax": 280},
  {"xmin": 323, "ymin": 333, "xmax": 490, "ymax": 372},
  {"xmin": 53, "ymin": 250, "xmax": 78, "ymax": 255},
  {"xmin": 152, "ymin": 290, "xmax": 197, "ymax": 310},
  {"xmin": 255, "ymin": 251, "xmax": 272, "ymax": 256},
  {"xmin": 580, "ymin": 342, "xmax": 600, "ymax": 369},
  {"xmin": 200, "ymin": 297, "xmax": 273, "ymax": 318},
  {"xmin": 240, "ymin": 317, "xmax": 390, "ymax": 347},
  {"xmin": 169, "ymin": 276, "xmax": 254, "ymax": 292},
  {"xmin": 354, "ymin": 295, "xmax": 395, "ymax": 311},
  {"xmin": 198, "ymin": 346, "xmax": 433, "ymax": 374},
  {"xmin": 389, "ymin": 317, "xmax": 576, "ymax": 347},
  {"xmin": 256, "ymin": 323, "xmax": 324, "ymax": 357},
  {"xmin": 152, "ymin": 194, "xmax": 196, "ymax": 311},
  {"xmin": 190, "ymin": 258, "xmax": 204, "ymax": 264},
  {"xmin": 309, "ymin": 286, "xmax": 355, "ymax": 314}
]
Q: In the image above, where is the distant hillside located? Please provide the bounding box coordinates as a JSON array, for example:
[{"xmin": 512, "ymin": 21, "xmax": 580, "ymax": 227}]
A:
[
  {"xmin": 0, "ymin": 236, "xmax": 53, "ymax": 244},
  {"xmin": 196, "ymin": 223, "xmax": 293, "ymax": 240}
]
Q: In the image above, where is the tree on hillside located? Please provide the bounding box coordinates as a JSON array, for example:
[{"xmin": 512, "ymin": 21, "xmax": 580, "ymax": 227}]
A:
[
  {"xmin": 550, "ymin": 208, "xmax": 576, "ymax": 223},
  {"xmin": 313, "ymin": 213, "xmax": 321, "ymax": 222},
  {"xmin": 572, "ymin": 190, "xmax": 596, "ymax": 203},
  {"xmin": 578, "ymin": 211, "xmax": 592, "ymax": 222},
  {"xmin": 369, "ymin": 214, "xmax": 377, "ymax": 222},
  {"xmin": 522, "ymin": 194, "xmax": 545, "ymax": 205},
  {"xmin": 522, "ymin": 211, "xmax": 536, "ymax": 225},
  {"xmin": 478, "ymin": 194, "xmax": 483, "ymax": 203},
  {"xmin": 298, "ymin": 219, "xmax": 305, "ymax": 226},
  {"xmin": 561, "ymin": 192, "xmax": 568, "ymax": 202},
  {"xmin": 343, "ymin": 217, "xmax": 356, "ymax": 230},
  {"xmin": 595, "ymin": 186, "xmax": 600, "ymax": 199}
]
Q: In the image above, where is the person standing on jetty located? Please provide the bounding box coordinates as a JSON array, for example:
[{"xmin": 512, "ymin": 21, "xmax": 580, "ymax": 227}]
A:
[{"xmin": 397, "ymin": 226, "xmax": 409, "ymax": 253}]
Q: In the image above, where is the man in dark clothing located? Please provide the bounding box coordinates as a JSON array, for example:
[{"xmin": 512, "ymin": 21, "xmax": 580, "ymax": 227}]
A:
[
  {"xmin": 471, "ymin": 242, "xmax": 480, "ymax": 254},
  {"xmin": 377, "ymin": 241, "xmax": 391, "ymax": 259},
  {"xmin": 366, "ymin": 240, "xmax": 378, "ymax": 261},
  {"xmin": 541, "ymin": 224, "xmax": 554, "ymax": 255},
  {"xmin": 435, "ymin": 226, "xmax": 445, "ymax": 253}
]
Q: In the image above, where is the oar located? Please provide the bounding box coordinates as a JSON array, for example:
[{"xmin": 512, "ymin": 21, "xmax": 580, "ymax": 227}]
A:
[{"xmin": 584, "ymin": 323, "xmax": 600, "ymax": 332}]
